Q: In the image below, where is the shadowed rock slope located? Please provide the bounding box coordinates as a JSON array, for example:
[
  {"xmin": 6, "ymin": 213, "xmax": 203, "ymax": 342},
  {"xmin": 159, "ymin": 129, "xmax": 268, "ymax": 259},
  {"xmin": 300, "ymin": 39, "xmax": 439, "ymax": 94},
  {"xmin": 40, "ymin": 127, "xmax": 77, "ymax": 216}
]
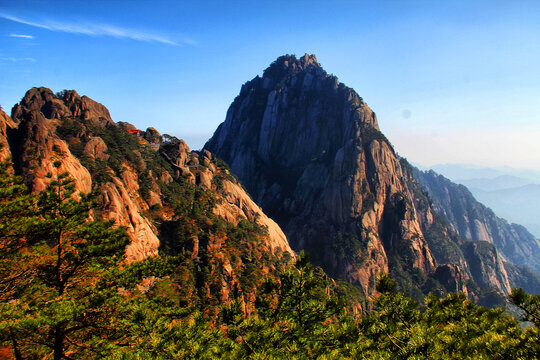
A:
[
  {"xmin": 205, "ymin": 54, "xmax": 512, "ymax": 300},
  {"xmin": 412, "ymin": 166, "xmax": 540, "ymax": 293}
]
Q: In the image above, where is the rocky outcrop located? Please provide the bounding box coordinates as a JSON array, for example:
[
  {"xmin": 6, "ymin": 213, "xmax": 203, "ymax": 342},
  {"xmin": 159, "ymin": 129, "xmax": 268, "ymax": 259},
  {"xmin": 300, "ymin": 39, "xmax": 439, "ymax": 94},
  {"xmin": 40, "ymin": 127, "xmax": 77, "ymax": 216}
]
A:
[
  {"xmin": 0, "ymin": 109, "xmax": 16, "ymax": 162},
  {"xmin": 142, "ymin": 127, "xmax": 162, "ymax": 144},
  {"xmin": 12, "ymin": 88, "xmax": 113, "ymax": 128},
  {"xmin": 413, "ymin": 168, "xmax": 540, "ymax": 275},
  {"xmin": 6, "ymin": 87, "xmax": 293, "ymax": 264},
  {"xmin": 84, "ymin": 137, "xmax": 109, "ymax": 160},
  {"xmin": 159, "ymin": 138, "xmax": 196, "ymax": 182},
  {"xmin": 8, "ymin": 88, "xmax": 159, "ymax": 260},
  {"xmin": 9, "ymin": 90, "xmax": 92, "ymax": 194},
  {"xmin": 159, "ymin": 138, "xmax": 293, "ymax": 255},
  {"xmin": 396, "ymin": 159, "xmax": 516, "ymax": 296},
  {"xmin": 100, "ymin": 174, "xmax": 160, "ymax": 260},
  {"xmin": 4, "ymin": 87, "xmax": 299, "ymax": 310},
  {"xmin": 462, "ymin": 241, "xmax": 511, "ymax": 294},
  {"xmin": 214, "ymin": 179, "xmax": 290, "ymax": 253},
  {"xmin": 433, "ymin": 264, "xmax": 469, "ymax": 296},
  {"xmin": 504, "ymin": 262, "xmax": 540, "ymax": 294},
  {"xmin": 205, "ymin": 54, "xmax": 459, "ymax": 297}
]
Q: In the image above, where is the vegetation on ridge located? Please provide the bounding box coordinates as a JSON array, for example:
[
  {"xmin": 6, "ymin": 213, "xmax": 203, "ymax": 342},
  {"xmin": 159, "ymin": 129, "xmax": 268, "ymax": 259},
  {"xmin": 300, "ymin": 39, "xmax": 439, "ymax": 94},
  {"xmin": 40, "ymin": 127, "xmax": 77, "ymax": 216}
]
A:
[{"xmin": 0, "ymin": 163, "xmax": 539, "ymax": 359}]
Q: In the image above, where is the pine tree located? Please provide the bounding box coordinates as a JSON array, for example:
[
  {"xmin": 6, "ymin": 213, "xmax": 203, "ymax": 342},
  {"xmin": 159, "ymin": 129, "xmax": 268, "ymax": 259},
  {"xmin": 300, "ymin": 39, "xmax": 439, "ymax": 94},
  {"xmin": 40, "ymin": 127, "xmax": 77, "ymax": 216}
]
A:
[
  {"xmin": 509, "ymin": 288, "xmax": 540, "ymax": 355},
  {"xmin": 221, "ymin": 251, "xmax": 351, "ymax": 358},
  {"xmin": 0, "ymin": 164, "xmax": 129, "ymax": 359},
  {"xmin": 0, "ymin": 162, "xmax": 38, "ymax": 359}
]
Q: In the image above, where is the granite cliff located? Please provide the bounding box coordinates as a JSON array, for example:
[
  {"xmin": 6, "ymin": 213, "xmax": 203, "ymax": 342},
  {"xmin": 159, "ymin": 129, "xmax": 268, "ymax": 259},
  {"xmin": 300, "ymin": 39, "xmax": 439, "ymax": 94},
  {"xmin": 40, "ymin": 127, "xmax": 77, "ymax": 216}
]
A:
[
  {"xmin": 0, "ymin": 109, "xmax": 16, "ymax": 163},
  {"xmin": 205, "ymin": 54, "xmax": 500, "ymax": 298}
]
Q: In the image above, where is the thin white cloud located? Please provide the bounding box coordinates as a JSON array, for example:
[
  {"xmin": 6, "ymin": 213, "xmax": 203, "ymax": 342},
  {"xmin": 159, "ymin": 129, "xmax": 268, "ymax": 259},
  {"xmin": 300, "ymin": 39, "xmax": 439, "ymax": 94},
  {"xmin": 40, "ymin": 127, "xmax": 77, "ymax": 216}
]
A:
[
  {"xmin": 0, "ymin": 57, "xmax": 36, "ymax": 62},
  {"xmin": 9, "ymin": 33, "xmax": 34, "ymax": 39},
  {"xmin": 0, "ymin": 12, "xmax": 192, "ymax": 46}
]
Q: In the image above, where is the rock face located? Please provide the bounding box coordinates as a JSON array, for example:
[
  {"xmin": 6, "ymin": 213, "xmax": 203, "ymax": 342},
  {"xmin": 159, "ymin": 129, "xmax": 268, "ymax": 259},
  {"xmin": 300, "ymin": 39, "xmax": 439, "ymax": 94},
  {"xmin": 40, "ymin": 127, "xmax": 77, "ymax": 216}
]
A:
[
  {"xmin": 504, "ymin": 262, "xmax": 540, "ymax": 294},
  {"xmin": 6, "ymin": 87, "xmax": 292, "ymax": 265},
  {"xmin": 398, "ymin": 159, "xmax": 516, "ymax": 299},
  {"xmin": 142, "ymin": 127, "xmax": 163, "ymax": 144},
  {"xmin": 158, "ymin": 138, "xmax": 293, "ymax": 255},
  {"xmin": 413, "ymin": 168, "xmax": 540, "ymax": 275},
  {"xmin": 0, "ymin": 109, "xmax": 16, "ymax": 162},
  {"xmin": 8, "ymin": 88, "xmax": 158, "ymax": 260},
  {"xmin": 5, "ymin": 68, "xmax": 523, "ymax": 302},
  {"xmin": 84, "ymin": 137, "xmax": 109, "ymax": 160},
  {"xmin": 462, "ymin": 241, "xmax": 511, "ymax": 293},
  {"xmin": 3, "ymin": 87, "xmax": 297, "ymax": 309},
  {"xmin": 205, "ymin": 54, "xmax": 464, "ymax": 297},
  {"xmin": 9, "ymin": 88, "xmax": 93, "ymax": 194}
]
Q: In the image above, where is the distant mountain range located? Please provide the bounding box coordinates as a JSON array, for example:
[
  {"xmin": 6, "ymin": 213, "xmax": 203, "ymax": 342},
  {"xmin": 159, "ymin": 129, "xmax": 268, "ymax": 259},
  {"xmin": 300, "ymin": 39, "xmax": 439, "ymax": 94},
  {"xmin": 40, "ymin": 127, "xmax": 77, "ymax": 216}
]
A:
[
  {"xmin": 419, "ymin": 164, "xmax": 540, "ymax": 238},
  {"xmin": 423, "ymin": 163, "xmax": 540, "ymax": 184},
  {"xmin": 460, "ymin": 175, "xmax": 536, "ymax": 192},
  {"xmin": 413, "ymin": 168, "xmax": 540, "ymax": 275}
]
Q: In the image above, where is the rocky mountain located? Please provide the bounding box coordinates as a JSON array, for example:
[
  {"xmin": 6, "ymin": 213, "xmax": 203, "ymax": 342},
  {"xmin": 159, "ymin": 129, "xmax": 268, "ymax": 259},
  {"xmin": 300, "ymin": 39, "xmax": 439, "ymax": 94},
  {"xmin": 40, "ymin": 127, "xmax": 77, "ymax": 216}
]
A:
[
  {"xmin": 413, "ymin": 168, "xmax": 540, "ymax": 275},
  {"xmin": 0, "ymin": 109, "xmax": 15, "ymax": 163},
  {"xmin": 398, "ymin": 161, "xmax": 514, "ymax": 296},
  {"xmin": 504, "ymin": 262, "xmax": 540, "ymax": 294},
  {"xmin": 2, "ymin": 55, "xmax": 530, "ymax": 308},
  {"xmin": 1, "ymin": 87, "xmax": 294, "ymax": 309},
  {"xmin": 205, "ymin": 54, "xmax": 514, "ymax": 300}
]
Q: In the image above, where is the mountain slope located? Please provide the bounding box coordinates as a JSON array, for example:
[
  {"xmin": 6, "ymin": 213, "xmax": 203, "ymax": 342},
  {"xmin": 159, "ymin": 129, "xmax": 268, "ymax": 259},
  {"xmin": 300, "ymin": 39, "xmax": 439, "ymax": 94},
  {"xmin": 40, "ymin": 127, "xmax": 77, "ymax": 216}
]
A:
[
  {"xmin": 205, "ymin": 54, "xmax": 511, "ymax": 299},
  {"xmin": 0, "ymin": 109, "xmax": 16, "ymax": 163},
  {"xmin": 413, "ymin": 168, "xmax": 540, "ymax": 275},
  {"xmin": 2, "ymin": 87, "xmax": 294, "ymax": 309}
]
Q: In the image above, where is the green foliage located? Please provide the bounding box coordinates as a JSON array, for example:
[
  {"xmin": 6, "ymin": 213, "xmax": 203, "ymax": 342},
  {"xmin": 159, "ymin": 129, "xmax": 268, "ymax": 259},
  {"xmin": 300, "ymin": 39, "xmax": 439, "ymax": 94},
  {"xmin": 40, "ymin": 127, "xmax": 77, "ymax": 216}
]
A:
[
  {"xmin": 0, "ymin": 167, "xmax": 130, "ymax": 359},
  {"xmin": 56, "ymin": 116, "xmax": 181, "ymax": 210},
  {"xmin": 387, "ymin": 255, "xmax": 428, "ymax": 301},
  {"xmin": 510, "ymin": 288, "xmax": 540, "ymax": 326},
  {"xmin": 221, "ymin": 251, "xmax": 353, "ymax": 359},
  {"xmin": 90, "ymin": 122, "xmax": 145, "ymax": 174},
  {"xmin": 376, "ymin": 273, "xmax": 397, "ymax": 293},
  {"xmin": 333, "ymin": 231, "xmax": 367, "ymax": 264},
  {"xmin": 424, "ymin": 212, "xmax": 466, "ymax": 265},
  {"xmin": 509, "ymin": 288, "xmax": 540, "ymax": 355},
  {"xmin": 0, "ymin": 163, "xmax": 36, "ymax": 304},
  {"xmin": 355, "ymin": 281, "xmax": 532, "ymax": 359}
]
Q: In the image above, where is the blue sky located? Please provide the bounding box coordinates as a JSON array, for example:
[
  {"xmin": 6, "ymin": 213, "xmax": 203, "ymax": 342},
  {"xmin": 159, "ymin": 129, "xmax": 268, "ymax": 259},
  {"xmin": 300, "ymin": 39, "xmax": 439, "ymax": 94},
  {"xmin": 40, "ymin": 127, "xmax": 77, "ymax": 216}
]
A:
[{"xmin": 1, "ymin": 0, "xmax": 540, "ymax": 170}]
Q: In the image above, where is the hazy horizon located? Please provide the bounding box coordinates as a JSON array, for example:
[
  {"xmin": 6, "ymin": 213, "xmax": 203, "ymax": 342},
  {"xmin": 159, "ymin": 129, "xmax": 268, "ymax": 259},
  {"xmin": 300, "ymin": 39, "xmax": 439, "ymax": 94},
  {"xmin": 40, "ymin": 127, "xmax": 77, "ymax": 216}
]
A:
[{"xmin": 2, "ymin": 1, "xmax": 539, "ymax": 171}]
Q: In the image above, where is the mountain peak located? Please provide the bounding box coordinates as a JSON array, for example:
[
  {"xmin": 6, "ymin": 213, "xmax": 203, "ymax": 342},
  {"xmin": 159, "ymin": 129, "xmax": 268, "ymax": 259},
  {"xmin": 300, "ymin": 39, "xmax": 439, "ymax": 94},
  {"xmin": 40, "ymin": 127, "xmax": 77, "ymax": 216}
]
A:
[
  {"xmin": 205, "ymin": 55, "xmax": 436, "ymax": 296},
  {"xmin": 12, "ymin": 87, "xmax": 113, "ymax": 128},
  {"xmin": 262, "ymin": 53, "xmax": 324, "ymax": 81}
]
